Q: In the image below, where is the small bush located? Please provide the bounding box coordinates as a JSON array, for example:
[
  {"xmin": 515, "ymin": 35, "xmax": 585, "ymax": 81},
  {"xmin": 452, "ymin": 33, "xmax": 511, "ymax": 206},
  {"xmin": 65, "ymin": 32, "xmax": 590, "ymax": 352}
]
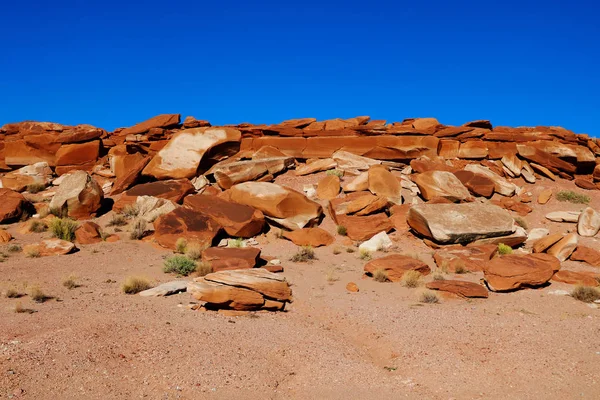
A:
[
  {"xmin": 402, "ymin": 270, "xmax": 422, "ymax": 288},
  {"xmin": 373, "ymin": 269, "xmax": 389, "ymax": 282},
  {"xmin": 14, "ymin": 302, "xmax": 33, "ymax": 314},
  {"xmin": 228, "ymin": 238, "xmax": 244, "ymax": 248},
  {"xmin": 29, "ymin": 219, "xmax": 48, "ymax": 233},
  {"xmin": 26, "ymin": 183, "xmax": 46, "ymax": 193},
  {"xmin": 129, "ymin": 219, "xmax": 147, "ymax": 240},
  {"xmin": 454, "ymin": 262, "xmax": 468, "ymax": 274},
  {"xmin": 290, "ymin": 246, "xmax": 316, "ymax": 262},
  {"xmin": 419, "ymin": 290, "xmax": 440, "ymax": 304},
  {"xmin": 185, "ymin": 243, "xmax": 204, "ymax": 260},
  {"xmin": 26, "ymin": 248, "xmax": 41, "ymax": 258},
  {"xmin": 122, "ymin": 204, "xmax": 139, "ymax": 218},
  {"xmin": 556, "ymin": 190, "xmax": 590, "ymax": 204},
  {"xmin": 332, "ymin": 247, "xmax": 342, "ymax": 255},
  {"xmin": 49, "ymin": 207, "xmax": 68, "ymax": 218},
  {"xmin": 498, "ymin": 243, "xmax": 513, "ymax": 255},
  {"xmin": 5, "ymin": 288, "xmax": 21, "ymax": 298},
  {"xmin": 121, "ymin": 276, "xmax": 153, "ymax": 294},
  {"xmin": 62, "ymin": 275, "xmax": 79, "ymax": 290},
  {"xmin": 175, "ymin": 237, "xmax": 188, "ymax": 254},
  {"xmin": 571, "ymin": 285, "xmax": 600, "ymax": 303},
  {"xmin": 29, "ymin": 286, "xmax": 47, "ymax": 303},
  {"xmin": 99, "ymin": 230, "xmax": 110, "ymax": 241},
  {"xmin": 337, "ymin": 225, "xmax": 347, "ymax": 236},
  {"xmin": 359, "ymin": 249, "xmax": 372, "ymax": 261},
  {"xmin": 194, "ymin": 261, "xmax": 213, "ymax": 277},
  {"xmin": 432, "ymin": 272, "xmax": 446, "ymax": 281},
  {"xmin": 326, "ymin": 269, "xmax": 339, "ymax": 283},
  {"xmin": 326, "ymin": 169, "xmax": 344, "ymax": 177},
  {"xmin": 346, "ymin": 247, "xmax": 355, "ymax": 254},
  {"xmin": 514, "ymin": 216, "xmax": 528, "ymax": 230},
  {"xmin": 7, "ymin": 244, "xmax": 22, "ymax": 253},
  {"xmin": 108, "ymin": 214, "xmax": 128, "ymax": 227},
  {"xmin": 163, "ymin": 255, "xmax": 197, "ymax": 276},
  {"xmin": 49, "ymin": 218, "xmax": 78, "ymax": 242}
]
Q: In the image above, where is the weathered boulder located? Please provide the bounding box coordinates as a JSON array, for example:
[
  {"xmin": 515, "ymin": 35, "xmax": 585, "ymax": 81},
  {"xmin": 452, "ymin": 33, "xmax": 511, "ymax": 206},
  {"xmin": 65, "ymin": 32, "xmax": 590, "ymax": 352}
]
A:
[
  {"xmin": 183, "ymin": 194, "xmax": 264, "ymax": 238},
  {"xmin": 483, "ymin": 253, "xmax": 560, "ymax": 291},
  {"xmin": 55, "ymin": 140, "xmax": 100, "ymax": 175},
  {"xmin": 0, "ymin": 230, "xmax": 12, "ymax": 243},
  {"xmin": 136, "ymin": 196, "xmax": 178, "ymax": 222},
  {"xmin": 433, "ymin": 244, "xmax": 497, "ymax": 272},
  {"xmin": 188, "ymin": 268, "xmax": 292, "ymax": 311},
  {"xmin": 570, "ymin": 246, "xmax": 600, "ymax": 266},
  {"xmin": 414, "ymin": 170, "xmax": 471, "ymax": 202},
  {"xmin": 295, "ymin": 158, "xmax": 337, "ymax": 176},
  {"xmin": 364, "ymin": 254, "xmax": 431, "ymax": 282},
  {"xmin": 114, "ymin": 179, "xmax": 195, "ymax": 212},
  {"xmin": 153, "ymin": 208, "xmax": 222, "ymax": 250},
  {"xmin": 552, "ymin": 270, "xmax": 598, "ymax": 286},
  {"xmin": 226, "ymin": 182, "xmax": 322, "ymax": 230},
  {"xmin": 342, "ymin": 171, "xmax": 369, "ymax": 192},
  {"xmin": 368, "ymin": 166, "xmax": 402, "ymax": 204},
  {"xmin": 110, "ymin": 153, "xmax": 151, "ymax": 195},
  {"xmin": 537, "ymin": 189, "xmax": 553, "ymax": 204},
  {"xmin": 577, "ymin": 207, "xmax": 600, "ymax": 237},
  {"xmin": 119, "ymin": 113, "xmax": 181, "ymax": 136},
  {"xmin": 143, "ymin": 127, "xmax": 241, "ymax": 180},
  {"xmin": 469, "ymin": 226, "xmax": 528, "ymax": 247},
  {"xmin": 209, "ymin": 157, "xmax": 293, "ymax": 189},
  {"xmin": 317, "ymin": 175, "xmax": 341, "ymax": 200},
  {"xmin": 0, "ymin": 162, "xmax": 53, "ymax": 192},
  {"xmin": 139, "ymin": 280, "xmax": 187, "ymax": 297},
  {"xmin": 464, "ymin": 164, "xmax": 517, "ymax": 196},
  {"xmin": 453, "ymin": 170, "xmax": 495, "ymax": 198},
  {"xmin": 358, "ymin": 231, "xmax": 392, "ymax": 253},
  {"xmin": 75, "ymin": 221, "xmax": 103, "ymax": 244},
  {"xmin": 333, "ymin": 193, "xmax": 388, "ymax": 217},
  {"xmin": 335, "ymin": 213, "xmax": 393, "ymax": 241},
  {"xmin": 182, "ymin": 116, "xmax": 210, "ymax": 129},
  {"xmin": 23, "ymin": 238, "xmax": 76, "ymax": 257},
  {"xmin": 282, "ymin": 227, "xmax": 334, "ymax": 247},
  {"xmin": 426, "ymin": 280, "xmax": 489, "ymax": 298},
  {"xmin": 332, "ymin": 150, "xmax": 380, "ymax": 172},
  {"xmin": 48, "ymin": 171, "xmax": 103, "ymax": 219},
  {"xmin": 0, "ymin": 188, "xmax": 27, "ymax": 223},
  {"xmin": 532, "ymin": 233, "xmax": 563, "ymax": 253},
  {"xmin": 407, "ymin": 203, "xmax": 515, "ymax": 244},
  {"xmin": 547, "ymin": 233, "xmax": 578, "ymax": 262},
  {"xmin": 202, "ymin": 247, "xmax": 261, "ymax": 271},
  {"xmin": 545, "ymin": 211, "xmax": 580, "ymax": 223}
]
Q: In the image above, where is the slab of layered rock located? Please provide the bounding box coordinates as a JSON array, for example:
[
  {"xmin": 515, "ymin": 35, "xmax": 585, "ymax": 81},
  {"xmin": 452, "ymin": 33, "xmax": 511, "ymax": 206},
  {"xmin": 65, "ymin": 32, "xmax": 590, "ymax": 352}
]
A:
[
  {"xmin": 577, "ymin": 207, "xmax": 600, "ymax": 237},
  {"xmin": 226, "ymin": 182, "xmax": 322, "ymax": 230},
  {"xmin": 282, "ymin": 227, "xmax": 334, "ymax": 247},
  {"xmin": 188, "ymin": 268, "xmax": 292, "ymax": 311},
  {"xmin": 153, "ymin": 208, "xmax": 222, "ymax": 250},
  {"xmin": 139, "ymin": 280, "xmax": 188, "ymax": 297},
  {"xmin": 23, "ymin": 239, "xmax": 76, "ymax": 257},
  {"xmin": 483, "ymin": 253, "xmax": 560, "ymax": 291},
  {"xmin": 464, "ymin": 164, "xmax": 516, "ymax": 196},
  {"xmin": 407, "ymin": 203, "xmax": 515, "ymax": 244},
  {"xmin": 332, "ymin": 150, "xmax": 380, "ymax": 172},
  {"xmin": 532, "ymin": 234, "xmax": 564, "ymax": 253},
  {"xmin": 119, "ymin": 113, "xmax": 181, "ymax": 136},
  {"xmin": 469, "ymin": 226, "xmax": 528, "ymax": 247},
  {"xmin": 433, "ymin": 244, "xmax": 497, "ymax": 272},
  {"xmin": 335, "ymin": 212, "xmax": 393, "ymax": 241},
  {"xmin": 537, "ymin": 189, "xmax": 552, "ymax": 204},
  {"xmin": 453, "ymin": 170, "xmax": 495, "ymax": 198},
  {"xmin": 48, "ymin": 171, "xmax": 103, "ymax": 219},
  {"xmin": 143, "ymin": 127, "xmax": 241, "ymax": 180},
  {"xmin": 0, "ymin": 188, "xmax": 27, "ymax": 223},
  {"xmin": 552, "ymin": 270, "xmax": 598, "ymax": 287},
  {"xmin": 547, "ymin": 233, "xmax": 578, "ymax": 262},
  {"xmin": 317, "ymin": 175, "xmax": 340, "ymax": 200},
  {"xmin": 545, "ymin": 211, "xmax": 580, "ymax": 223},
  {"xmin": 333, "ymin": 192, "xmax": 387, "ymax": 216},
  {"xmin": 0, "ymin": 162, "xmax": 52, "ymax": 192},
  {"xmin": 414, "ymin": 170, "xmax": 471, "ymax": 202},
  {"xmin": 570, "ymin": 246, "xmax": 600, "ymax": 267},
  {"xmin": 55, "ymin": 140, "xmax": 100, "ymax": 175},
  {"xmin": 368, "ymin": 166, "xmax": 402, "ymax": 204},
  {"xmin": 110, "ymin": 153, "xmax": 151, "ymax": 195},
  {"xmin": 202, "ymin": 247, "xmax": 261, "ymax": 271},
  {"xmin": 426, "ymin": 280, "xmax": 489, "ymax": 298},
  {"xmin": 295, "ymin": 158, "xmax": 337, "ymax": 176},
  {"xmin": 342, "ymin": 171, "xmax": 369, "ymax": 192},
  {"xmin": 114, "ymin": 179, "xmax": 194, "ymax": 212},
  {"xmin": 183, "ymin": 194, "xmax": 264, "ymax": 238},
  {"xmin": 209, "ymin": 156, "xmax": 293, "ymax": 189},
  {"xmin": 364, "ymin": 254, "xmax": 431, "ymax": 282},
  {"xmin": 136, "ymin": 196, "xmax": 177, "ymax": 222}
]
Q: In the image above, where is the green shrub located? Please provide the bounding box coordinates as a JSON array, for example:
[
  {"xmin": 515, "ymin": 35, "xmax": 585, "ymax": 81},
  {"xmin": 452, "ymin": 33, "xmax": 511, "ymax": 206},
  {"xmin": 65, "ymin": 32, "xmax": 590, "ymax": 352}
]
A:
[
  {"xmin": 326, "ymin": 169, "xmax": 344, "ymax": 177},
  {"xmin": 163, "ymin": 255, "xmax": 197, "ymax": 276},
  {"xmin": 49, "ymin": 218, "xmax": 78, "ymax": 242},
  {"xmin": 498, "ymin": 243, "xmax": 513, "ymax": 255},
  {"xmin": 228, "ymin": 238, "xmax": 244, "ymax": 248},
  {"xmin": 556, "ymin": 190, "xmax": 590, "ymax": 204},
  {"xmin": 337, "ymin": 225, "xmax": 347, "ymax": 236},
  {"xmin": 290, "ymin": 246, "xmax": 316, "ymax": 262}
]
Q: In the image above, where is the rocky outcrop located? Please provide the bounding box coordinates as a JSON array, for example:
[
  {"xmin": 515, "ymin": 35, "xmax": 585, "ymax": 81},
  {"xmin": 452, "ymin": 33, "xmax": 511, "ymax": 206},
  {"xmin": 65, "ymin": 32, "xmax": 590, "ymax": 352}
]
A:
[
  {"xmin": 48, "ymin": 171, "xmax": 103, "ymax": 219},
  {"xmin": 364, "ymin": 254, "xmax": 431, "ymax": 282},
  {"xmin": 483, "ymin": 253, "xmax": 560, "ymax": 291},
  {"xmin": 114, "ymin": 179, "xmax": 194, "ymax": 212},
  {"xmin": 0, "ymin": 162, "xmax": 52, "ymax": 192},
  {"xmin": 202, "ymin": 247, "xmax": 261, "ymax": 271},
  {"xmin": 282, "ymin": 227, "xmax": 334, "ymax": 247},
  {"xmin": 0, "ymin": 188, "xmax": 27, "ymax": 223},
  {"xmin": 153, "ymin": 208, "xmax": 222, "ymax": 250},
  {"xmin": 414, "ymin": 170, "xmax": 471, "ymax": 202}
]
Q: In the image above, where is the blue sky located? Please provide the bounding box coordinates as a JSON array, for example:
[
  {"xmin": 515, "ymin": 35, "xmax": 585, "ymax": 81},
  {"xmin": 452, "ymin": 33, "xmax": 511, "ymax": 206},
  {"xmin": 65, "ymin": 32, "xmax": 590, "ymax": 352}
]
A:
[{"xmin": 1, "ymin": 1, "xmax": 598, "ymax": 135}]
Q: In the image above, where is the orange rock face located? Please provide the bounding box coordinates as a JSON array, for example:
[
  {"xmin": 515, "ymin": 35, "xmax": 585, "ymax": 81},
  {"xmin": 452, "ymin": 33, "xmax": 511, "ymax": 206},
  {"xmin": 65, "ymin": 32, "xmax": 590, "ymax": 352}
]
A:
[
  {"xmin": 552, "ymin": 270, "xmax": 598, "ymax": 286},
  {"xmin": 75, "ymin": 221, "xmax": 103, "ymax": 244},
  {"xmin": 316, "ymin": 175, "xmax": 341, "ymax": 200},
  {"xmin": 364, "ymin": 254, "xmax": 431, "ymax": 282},
  {"xmin": 119, "ymin": 114, "xmax": 181, "ymax": 136},
  {"xmin": 282, "ymin": 227, "xmax": 334, "ymax": 247},
  {"xmin": 426, "ymin": 280, "xmax": 489, "ymax": 298},
  {"xmin": 202, "ymin": 247, "xmax": 261, "ymax": 272},
  {"xmin": 153, "ymin": 208, "xmax": 222, "ymax": 250},
  {"xmin": 114, "ymin": 179, "xmax": 195, "ymax": 212},
  {"xmin": 483, "ymin": 253, "xmax": 560, "ymax": 291},
  {"xmin": 0, "ymin": 188, "xmax": 27, "ymax": 223}
]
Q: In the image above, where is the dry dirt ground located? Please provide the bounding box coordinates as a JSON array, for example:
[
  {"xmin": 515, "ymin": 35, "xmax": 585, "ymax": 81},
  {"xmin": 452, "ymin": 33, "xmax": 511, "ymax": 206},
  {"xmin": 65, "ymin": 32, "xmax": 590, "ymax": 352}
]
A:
[{"xmin": 1, "ymin": 172, "xmax": 600, "ymax": 399}]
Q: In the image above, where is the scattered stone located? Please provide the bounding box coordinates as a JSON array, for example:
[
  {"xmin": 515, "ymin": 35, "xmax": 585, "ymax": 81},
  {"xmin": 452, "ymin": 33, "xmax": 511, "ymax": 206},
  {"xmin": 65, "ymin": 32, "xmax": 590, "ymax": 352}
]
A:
[
  {"xmin": 483, "ymin": 253, "xmax": 560, "ymax": 291},
  {"xmin": 0, "ymin": 162, "xmax": 53, "ymax": 192},
  {"xmin": 364, "ymin": 254, "xmax": 431, "ymax": 282},
  {"xmin": 574, "ymin": 178, "xmax": 597, "ymax": 190},
  {"xmin": 346, "ymin": 282, "xmax": 359, "ymax": 292},
  {"xmin": 526, "ymin": 228, "xmax": 550, "ymax": 243},
  {"xmin": 552, "ymin": 270, "xmax": 598, "ymax": 287},
  {"xmin": 545, "ymin": 211, "xmax": 580, "ymax": 223},
  {"xmin": 202, "ymin": 247, "xmax": 261, "ymax": 271},
  {"xmin": 136, "ymin": 196, "xmax": 177, "ymax": 222},
  {"xmin": 0, "ymin": 230, "xmax": 12, "ymax": 243},
  {"xmin": 295, "ymin": 158, "xmax": 337, "ymax": 176},
  {"xmin": 24, "ymin": 239, "xmax": 76, "ymax": 257},
  {"xmin": 453, "ymin": 170, "xmax": 495, "ymax": 198},
  {"xmin": 413, "ymin": 170, "xmax": 471, "ymax": 202},
  {"xmin": 547, "ymin": 233, "xmax": 578, "ymax": 262},
  {"xmin": 139, "ymin": 281, "xmax": 188, "ymax": 297},
  {"xmin": 75, "ymin": 221, "xmax": 103, "ymax": 244},
  {"xmin": 532, "ymin": 233, "xmax": 564, "ymax": 253},
  {"xmin": 577, "ymin": 207, "xmax": 600, "ymax": 237},
  {"xmin": 209, "ymin": 157, "xmax": 293, "ymax": 189},
  {"xmin": 426, "ymin": 280, "xmax": 489, "ymax": 298},
  {"xmin": 537, "ymin": 189, "xmax": 553, "ymax": 204},
  {"xmin": 464, "ymin": 164, "xmax": 517, "ymax": 196},
  {"xmin": 433, "ymin": 244, "xmax": 497, "ymax": 272},
  {"xmin": 0, "ymin": 188, "xmax": 27, "ymax": 223},
  {"xmin": 316, "ymin": 175, "xmax": 341, "ymax": 200},
  {"xmin": 282, "ymin": 228, "xmax": 334, "ymax": 247},
  {"xmin": 570, "ymin": 246, "xmax": 600, "ymax": 267},
  {"xmin": 368, "ymin": 166, "xmax": 402, "ymax": 204},
  {"xmin": 342, "ymin": 171, "xmax": 369, "ymax": 192},
  {"xmin": 358, "ymin": 231, "xmax": 392, "ymax": 253}
]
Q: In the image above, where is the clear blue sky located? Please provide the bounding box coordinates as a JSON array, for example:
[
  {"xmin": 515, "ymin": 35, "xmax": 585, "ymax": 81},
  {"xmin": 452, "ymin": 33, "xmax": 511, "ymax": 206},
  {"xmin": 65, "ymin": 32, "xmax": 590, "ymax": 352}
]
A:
[{"xmin": 1, "ymin": 0, "xmax": 598, "ymax": 135}]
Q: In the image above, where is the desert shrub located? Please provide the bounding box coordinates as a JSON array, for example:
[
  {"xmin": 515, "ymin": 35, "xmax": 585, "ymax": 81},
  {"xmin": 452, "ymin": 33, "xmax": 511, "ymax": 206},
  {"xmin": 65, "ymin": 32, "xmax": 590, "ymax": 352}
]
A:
[
  {"xmin": 571, "ymin": 285, "xmax": 600, "ymax": 303},
  {"xmin": 49, "ymin": 218, "xmax": 78, "ymax": 242},
  {"xmin": 290, "ymin": 246, "xmax": 316, "ymax": 262},
  {"xmin": 194, "ymin": 261, "xmax": 213, "ymax": 277},
  {"xmin": 29, "ymin": 219, "xmax": 48, "ymax": 233},
  {"xmin": 346, "ymin": 247, "xmax": 355, "ymax": 253},
  {"xmin": 228, "ymin": 238, "xmax": 244, "ymax": 248},
  {"xmin": 14, "ymin": 302, "xmax": 33, "ymax": 314},
  {"xmin": 454, "ymin": 261, "xmax": 468, "ymax": 274},
  {"xmin": 373, "ymin": 269, "xmax": 389, "ymax": 282},
  {"xmin": 26, "ymin": 248, "xmax": 41, "ymax": 258},
  {"xmin": 26, "ymin": 183, "xmax": 46, "ymax": 193},
  {"xmin": 129, "ymin": 219, "xmax": 147, "ymax": 240},
  {"xmin": 432, "ymin": 272, "xmax": 446, "ymax": 281},
  {"xmin": 332, "ymin": 247, "xmax": 342, "ymax": 255},
  {"xmin": 62, "ymin": 275, "xmax": 79, "ymax": 290},
  {"xmin": 49, "ymin": 207, "xmax": 68, "ymax": 218},
  {"xmin": 5, "ymin": 287, "xmax": 21, "ymax": 298},
  {"xmin": 121, "ymin": 276, "xmax": 152, "ymax": 294},
  {"xmin": 556, "ymin": 190, "xmax": 590, "ymax": 204},
  {"xmin": 497, "ymin": 243, "xmax": 513, "ymax": 255},
  {"xmin": 175, "ymin": 237, "xmax": 188, "ymax": 254},
  {"xmin": 514, "ymin": 216, "xmax": 528, "ymax": 230},
  {"xmin": 359, "ymin": 249, "xmax": 372, "ymax": 261},
  {"xmin": 7, "ymin": 244, "xmax": 22, "ymax": 253},
  {"xmin": 29, "ymin": 285, "xmax": 47, "ymax": 303},
  {"xmin": 402, "ymin": 270, "xmax": 422, "ymax": 288},
  {"xmin": 419, "ymin": 290, "xmax": 440, "ymax": 304},
  {"xmin": 122, "ymin": 204, "xmax": 140, "ymax": 218},
  {"xmin": 108, "ymin": 214, "xmax": 128, "ymax": 227},
  {"xmin": 337, "ymin": 225, "xmax": 347, "ymax": 236},
  {"xmin": 185, "ymin": 243, "xmax": 204, "ymax": 260},
  {"xmin": 163, "ymin": 255, "xmax": 197, "ymax": 276},
  {"xmin": 326, "ymin": 269, "xmax": 339, "ymax": 283},
  {"xmin": 326, "ymin": 169, "xmax": 343, "ymax": 178}
]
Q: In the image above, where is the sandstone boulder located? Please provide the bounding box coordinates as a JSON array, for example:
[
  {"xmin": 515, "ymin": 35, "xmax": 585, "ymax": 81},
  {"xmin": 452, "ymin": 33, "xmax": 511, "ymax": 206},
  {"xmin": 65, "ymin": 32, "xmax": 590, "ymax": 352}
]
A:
[
  {"xmin": 335, "ymin": 213, "xmax": 393, "ymax": 241},
  {"xmin": 570, "ymin": 246, "xmax": 600, "ymax": 267},
  {"xmin": 0, "ymin": 162, "xmax": 53, "ymax": 192},
  {"xmin": 426, "ymin": 280, "xmax": 489, "ymax": 298},
  {"xmin": 226, "ymin": 182, "xmax": 322, "ymax": 230},
  {"xmin": 342, "ymin": 171, "xmax": 369, "ymax": 192},
  {"xmin": 532, "ymin": 234, "xmax": 563, "ymax": 253},
  {"xmin": 364, "ymin": 254, "xmax": 431, "ymax": 282},
  {"xmin": 368, "ymin": 166, "xmax": 402, "ymax": 204},
  {"xmin": 114, "ymin": 179, "xmax": 195, "ymax": 212},
  {"xmin": 407, "ymin": 203, "xmax": 515, "ymax": 244},
  {"xmin": 577, "ymin": 207, "xmax": 600, "ymax": 237},
  {"xmin": 0, "ymin": 189, "xmax": 27, "ymax": 223},
  {"xmin": 48, "ymin": 171, "xmax": 103, "ymax": 219},
  {"xmin": 282, "ymin": 228, "xmax": 334, "ymax": 247},
  {"xmin": 55, "ymin": 140, "xmax": 100, "ymax": 175},
  {"xmin": 317, "ymin": 175, "xmax": 341, "ymax": 200},
  {"xmin": 414, "ymin": 170, "xmax": 471, "ymax": 202},
  {"xmin": 143, "ymin": 127, "xmax": 241, "ymax": 180},
  {"xmin": 552, "ymin": 270, "xmax": 598, "ymax": 286},
  {"xmin": 23, "ymin": 238, "xmax": 76, "ymax": 257},
  {"xmin": 547, "ymin": 233, "xmax": 578, "ymax": 262},
  {"xmin": 202, "ymin": 247, "xmax": 261, "ymax": 271},
  {"xmin": 209, "ymin": 157, "xmax": 293, "ymax": 189},
  {"xmin": 136, "ymin": 196, "xmax": 178, "ymax": 222},
  {"xmin": 433, "ymin": 244, "xmax": 497, "ymax": 272},
  {"xmin": 464, "ymin": 164, "xmax": 517, "ymax": 196},
  {"xmin": 453, "ymin": 170, "xmax": 495, "ymax": 198},
  {"xmin": 483, "ymin": 253, "xmax": 560, "ymax": 291},
  {"xmin": 153, "ymin": 208, "xmax": 222, "ymax": 250},
  {"xmin": 119, "ymin": 113, "xmax": 180, "ymax": 136},
  {"xmin": 183, "ymin": 194, "xmax": 264, "ymax": 238},
  {"xmin": 0, "ymin": 230, "xmax": 12, "ymax": 243},
  {"xmin": 75, "ymin": 221, "xmax": 103, "ymax": 244},
  {"xmin": 110, "ymin": 153, "xmax": 151, "ymax": 195},
  {"xmin": 358, "ymin": 231, "xmax": 392, "ymax": 253}
]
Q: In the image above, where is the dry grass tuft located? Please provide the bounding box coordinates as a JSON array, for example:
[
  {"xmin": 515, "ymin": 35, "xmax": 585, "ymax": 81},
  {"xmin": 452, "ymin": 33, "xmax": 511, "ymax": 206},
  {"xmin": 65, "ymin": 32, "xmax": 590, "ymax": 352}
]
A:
[
  {"xmin": 5, "ymin": 287, "xmax": 22, "ymax": 298},
  {"xmin": 419, "ymin": 290, "xmax": 440, "ymax": 304},
  {"xmin": 121, "ymin": 276, "xmax": 153, "ymax": 294},
  {"xmin": 332, "ymin": 246, "xmax": 342, "ymax": 255},
  {"xmin": 346, "ymin": 247, "xmax": 355, "ymax": 253},
  {"xmin": 14, "ymin": 302, "xmax": 34, "ymax": 314},
  {"xmin": 432, "ymin": 271, "xmax": 446, "ymax": 281},
  {"xmin": 290, "ymin": 246, "xmax": 316, "ymax": 262},
  {"xmin": 401, "ymin": 270, "xmax": 422, "ymax": 288},
  {"xmin": 29, "ymin": 285, "xmax": 48, "ymax": 303},
  {"xmin": 29, "ymin": 219, "xmax": 48, "ymax": 233},
  {"xmin": 26, "ymin": 182, "xmax": 47, "ymax": 193},
  {"xmin": 359, "ymin": 249, "xmax": 372, "ymax": 261},
  {"xmin": 108, "ymin": 214, "xmax": 128, "ymax": 227},
  {"xmin": 26, "ymin": 248, "xmax": 41, "ymax": 258},
  {"xmin": 571, "ymin": 285, "xmax": 600, "ymax": 303},
  {"xmin": 373, "ymin": 269, "xmax": 389, "ymax": 282},
  {"xmin": 62, "ymin": 275, "xmax": 79, "ymax": 290},
  {"xmin": 175, "ymin": 237, "xmax": 188, "ymax": 254},
  {"xmin": 49, "ymin": 218, "xmax": 78, "ymax": 242},
  {"xmin": 7, "ymin": 244, "xmax": 22, "ymax": 253},
  {"xmin": 194, "ymin": 262, "xmax": 213, "ymax": 277},
  {"xmin": 326, "ymin": 169, "xmax": 344, "ymax": 177},
  {"xmin": 129, "ymin": 219, "xmax": 147, "ymax": 240},
  {"xmin": 185, "ymin": 242, "xmax": 205, "ymax": 260},
  {"xmin": 122, "ymin": 204, "xmax": 140, "ymax": 218}
]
